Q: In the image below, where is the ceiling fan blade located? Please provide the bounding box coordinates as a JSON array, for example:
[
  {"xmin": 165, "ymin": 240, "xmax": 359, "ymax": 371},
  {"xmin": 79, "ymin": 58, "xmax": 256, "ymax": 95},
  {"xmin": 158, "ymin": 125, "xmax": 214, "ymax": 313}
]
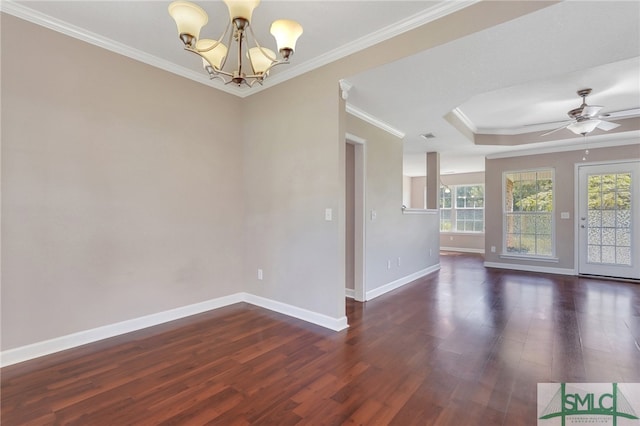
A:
[
  {"xmin": 599, "ymin": 108, "xmax": 640, "ymax": 120},
  {"xmin": 581, "ymin": 105, "xmax": 603, "ymax": 118},
  {"xmin": 596, "ymin": 120, "xmax": 621, "ymax": 131},
  {"xmin": 523, "ymin": 119, "xmax": 571, "ymax": 127},
  {"xmin": 541, "ymin": 124, "xmax": 570, "ymax": 137}
]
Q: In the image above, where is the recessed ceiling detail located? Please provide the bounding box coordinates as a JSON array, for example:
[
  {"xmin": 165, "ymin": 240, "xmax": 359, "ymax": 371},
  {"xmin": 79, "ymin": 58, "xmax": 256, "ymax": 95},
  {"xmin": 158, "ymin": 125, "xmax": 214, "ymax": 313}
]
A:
[{"xmin": 454, "ymin": 57, "xmax": 640, "ymax": 137}]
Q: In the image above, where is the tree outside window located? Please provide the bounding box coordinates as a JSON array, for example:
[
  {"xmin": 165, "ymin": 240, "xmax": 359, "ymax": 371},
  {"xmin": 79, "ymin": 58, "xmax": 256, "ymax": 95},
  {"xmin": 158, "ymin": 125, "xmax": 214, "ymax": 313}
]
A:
[{"xmin": 503, "ymin": 169, "xmax": 554, "ymax": 256}]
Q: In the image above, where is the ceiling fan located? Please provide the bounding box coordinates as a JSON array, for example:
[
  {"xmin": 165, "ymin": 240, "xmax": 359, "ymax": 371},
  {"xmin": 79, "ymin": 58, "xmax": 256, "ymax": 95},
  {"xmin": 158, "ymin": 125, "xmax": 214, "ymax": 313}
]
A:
[{"xmin": 541, "ymin": 88, "xmax": 623, "ymax": 137}]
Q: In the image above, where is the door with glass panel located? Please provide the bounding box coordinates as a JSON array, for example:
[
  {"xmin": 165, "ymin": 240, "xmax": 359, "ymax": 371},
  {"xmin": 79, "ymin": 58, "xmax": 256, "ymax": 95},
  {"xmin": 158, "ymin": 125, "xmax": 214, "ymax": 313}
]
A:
[{"xmin": 578, "ymin": 161, "xmax": 640, "ymax": 279}]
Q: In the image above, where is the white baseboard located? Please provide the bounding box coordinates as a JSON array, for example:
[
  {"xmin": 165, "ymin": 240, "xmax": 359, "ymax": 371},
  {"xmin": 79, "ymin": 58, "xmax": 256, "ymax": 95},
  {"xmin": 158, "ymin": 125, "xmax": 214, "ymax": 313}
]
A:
[
  {"xmin": 345, "ymin": 288, "xmax": 355, "ymax": 299},
  {"xmin": 243, "ymin": 293, "xmax": 349, "ymax": 332},
  {"xmin": 0, "ymin": 293, "xmax": 244, "ymax": 368},
  {"xmin": 366, "ymin": 264, "xmax": 440, "ymax": 301},
  {"xmin": 483, "ymin": 261, "xmax": 575, "ymax": 276},
  {"xmin": 440, "ymin": 247, "xmax": 485, "ymax": 254},
  {"xmin": 1, "ymin": 292, "xmax": 348, "ymax": 367}
]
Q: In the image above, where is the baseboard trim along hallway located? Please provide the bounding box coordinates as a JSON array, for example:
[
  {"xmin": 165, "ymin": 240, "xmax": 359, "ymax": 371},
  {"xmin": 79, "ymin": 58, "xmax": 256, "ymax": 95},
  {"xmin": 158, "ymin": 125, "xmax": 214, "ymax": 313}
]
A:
[
  {"xmin": 366, "ymin": 264, "xmax": 440, "ymax": 300},
  {"xmin": 0, "ymin": 292, "xmax": 348, "ymax": 367}
]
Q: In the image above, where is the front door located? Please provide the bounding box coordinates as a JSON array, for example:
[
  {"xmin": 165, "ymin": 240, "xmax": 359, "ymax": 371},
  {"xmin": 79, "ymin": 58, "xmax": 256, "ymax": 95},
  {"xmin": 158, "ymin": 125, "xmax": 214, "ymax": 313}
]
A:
[{"xmin": 577, "ymin": 161, "xmax": 640, "ymax": 279}]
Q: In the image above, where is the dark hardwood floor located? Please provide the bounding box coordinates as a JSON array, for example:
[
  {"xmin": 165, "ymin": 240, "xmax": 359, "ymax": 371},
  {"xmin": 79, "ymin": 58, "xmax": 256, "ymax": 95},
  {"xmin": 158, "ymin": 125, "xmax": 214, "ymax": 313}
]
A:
[{"xmin": 2, "ymin": 253, "xmax": 639, "ymax": 425}]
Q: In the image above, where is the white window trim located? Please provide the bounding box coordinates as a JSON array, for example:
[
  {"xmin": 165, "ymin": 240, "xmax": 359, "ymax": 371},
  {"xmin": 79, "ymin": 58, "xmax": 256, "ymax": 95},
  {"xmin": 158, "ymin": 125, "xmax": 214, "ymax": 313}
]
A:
[
  {"xmin": 502, "ymin": 168, "xmax": 556, "ymax": 258},
  {"xmin": 440, "ymin": 184, "xmax": 485, "ymax": 234}
]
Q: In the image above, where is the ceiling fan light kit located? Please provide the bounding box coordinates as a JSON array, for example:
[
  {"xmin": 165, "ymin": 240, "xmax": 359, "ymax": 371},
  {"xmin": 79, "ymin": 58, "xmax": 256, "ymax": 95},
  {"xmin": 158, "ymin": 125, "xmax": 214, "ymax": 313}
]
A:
[
  {"xmin": 168, "ymin": 0, "xmax": 303, "ymax": 88},
  {"xmin": 567, "ymin": 119, "xmax": 600, "ymax": 135},
  {"xmin": 540, "ymin": 88, "xmax": 621, "ymax": 137}
]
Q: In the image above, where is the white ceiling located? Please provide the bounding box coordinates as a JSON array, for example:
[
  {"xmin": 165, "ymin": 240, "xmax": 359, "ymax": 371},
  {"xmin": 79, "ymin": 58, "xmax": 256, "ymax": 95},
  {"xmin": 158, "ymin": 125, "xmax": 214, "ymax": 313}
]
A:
[
  {"xmin": 4, "ymin": 1, "xmax": 639, "ymax": 176},
  {"xmin": 345, "ymin": 1, "xmax": 640, "ymax": 175}
]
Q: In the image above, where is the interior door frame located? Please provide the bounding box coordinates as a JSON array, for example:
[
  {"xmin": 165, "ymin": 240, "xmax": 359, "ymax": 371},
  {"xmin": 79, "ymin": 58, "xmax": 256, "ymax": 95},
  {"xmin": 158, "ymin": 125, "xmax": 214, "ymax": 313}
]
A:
[
  {"xmin": 574, "ymin": 159, "xmax": 640, "ymax": 279},
  {"xmin": 346, "ymin": 133, "xmax": 366, "ymax": 301}
]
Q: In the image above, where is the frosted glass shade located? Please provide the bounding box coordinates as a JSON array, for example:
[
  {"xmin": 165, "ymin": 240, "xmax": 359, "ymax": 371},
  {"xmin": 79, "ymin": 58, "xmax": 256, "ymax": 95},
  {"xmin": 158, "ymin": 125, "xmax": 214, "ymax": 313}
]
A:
[
  {"xmin": 270, "ymin": 19, "xmax": 303, "ymax": 53},
  {"xmin": 223, "ymin": 0, "xmax": 260, "ymax": 22},
  {"xmin": 248, "ymin": 47, "xmax": 275, "ymax": 74},
  {"xmin": 168, "ymin": 1, "xmax": 208, "ymax": 40},
  {"xmin": 196, "ymin": 39, "xmax": 228, "ymax": 70},
  {"xmin": 568, "ymin": 119, "xmax": 600, "ymax": 135}
]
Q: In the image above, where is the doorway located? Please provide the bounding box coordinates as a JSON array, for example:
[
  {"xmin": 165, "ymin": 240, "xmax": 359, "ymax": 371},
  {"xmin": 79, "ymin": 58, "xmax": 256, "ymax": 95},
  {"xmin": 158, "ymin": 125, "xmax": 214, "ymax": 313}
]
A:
[
  {"xmin": 577, "ymin": 161, "xmax": 640, "ymax": 279},
  {"xmin": 346, "ymin": 133, "xmax": 366, "ymax": 301}
]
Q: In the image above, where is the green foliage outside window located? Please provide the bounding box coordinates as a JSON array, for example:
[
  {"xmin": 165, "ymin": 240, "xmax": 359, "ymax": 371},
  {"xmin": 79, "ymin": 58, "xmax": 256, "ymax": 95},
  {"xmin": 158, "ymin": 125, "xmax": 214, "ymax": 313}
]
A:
[
  {"xmin": 504, "ymin": 170, "xmax": 554, "ymax": 256},
  {"xmin": 588, "ymin": 173, "xmax": 631, "ymax": 210}
]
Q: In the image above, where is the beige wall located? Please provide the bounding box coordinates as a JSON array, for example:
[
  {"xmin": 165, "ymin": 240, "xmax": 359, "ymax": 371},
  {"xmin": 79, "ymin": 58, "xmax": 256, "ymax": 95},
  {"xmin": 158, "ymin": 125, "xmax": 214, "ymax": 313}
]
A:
[
  {"xmin": 401, "ymin": 175, "xmax": 427, "ymax": 209},
  {"xmin": 484, "ymin": 143, "xmax": 640, "ymax": 269},
  {"xmin": 241, "ymin": 72, "xmax": 346, "ymax": 319},
  {"xmin": 410, "ymin": 176, "xmax": 427, "ymax": 209},
  {"xmin": 1, "ymin": 15, "xmax": 244, "ymax": 350},
  {"xmin": 347, "ymin": 115, "xmax": 440, "ymax": 292},
  {"xmin": 440, "ymin": 172, "xmax": 486, "ymax": 252}
]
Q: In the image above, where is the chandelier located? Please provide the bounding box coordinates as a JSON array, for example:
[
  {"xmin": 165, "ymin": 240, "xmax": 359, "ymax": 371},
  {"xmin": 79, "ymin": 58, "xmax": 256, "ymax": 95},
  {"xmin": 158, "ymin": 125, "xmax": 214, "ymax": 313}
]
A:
[{"xmin": 168, "ymin": 1, "xmax": 303, "ymax": 88}]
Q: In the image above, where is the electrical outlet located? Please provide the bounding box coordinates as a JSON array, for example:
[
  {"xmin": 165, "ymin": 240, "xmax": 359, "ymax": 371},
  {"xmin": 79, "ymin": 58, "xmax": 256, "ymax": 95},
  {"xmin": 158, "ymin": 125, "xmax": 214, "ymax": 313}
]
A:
[
  {"xmin": 429, "ymin": 248, "xmax": 432, "ymax": 256},
  {"xmin": 491, "ymin": 246, "xmax": 496, "ymax": 253},
  {"xmin": 257, "ymin": 269, "xmax": 263, "ymax": 280},
  {"xmin": 397, "ymin": 257, "xmax": 401, "ymax": 267},
  {"xmin": 325, "ymin": 208, "xmax": 332, "ymax": 221},
  {"xmin": 387, "ymin": 260, "xmax": 391, "ymax": 269}
]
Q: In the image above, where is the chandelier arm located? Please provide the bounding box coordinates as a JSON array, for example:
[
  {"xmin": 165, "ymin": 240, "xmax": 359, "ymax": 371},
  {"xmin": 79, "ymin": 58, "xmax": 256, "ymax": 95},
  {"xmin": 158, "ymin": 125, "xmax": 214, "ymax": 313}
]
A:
[
  {"xmin": 246, "ymin": 24, "xmax": 279, "ymax": 63},
  {"xmin": 246, "ymin": 78, "xmax": 264, "ymax": 87},
  {"xmin": 236, "ymin": 25, "xmax": 245, "ymax": 78},
  {"xmin": 209, "ymin": 74, "xmax": 232, "ymax": 85},
  {"xmin": 195, "ymin": 20, "xmax": 231, "ymax": 53},
  {"xmin": 216, "ymin": 20, "xmax": 236, "ymax": 72},
  {"xmin": 259, "ymin": 60, "xmax": 287, "ymax": 76},
  {"xmin": 207, "ymin": 68, "xmax": 235, "ymax": 78}
]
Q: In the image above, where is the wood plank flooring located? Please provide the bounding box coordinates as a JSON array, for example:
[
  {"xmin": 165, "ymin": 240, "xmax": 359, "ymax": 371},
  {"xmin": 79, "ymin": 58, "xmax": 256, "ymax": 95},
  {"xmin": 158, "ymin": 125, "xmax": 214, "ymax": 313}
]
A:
[{"xmin": 2, "ymin": 253, "xmax": 639, "ymax": 425}]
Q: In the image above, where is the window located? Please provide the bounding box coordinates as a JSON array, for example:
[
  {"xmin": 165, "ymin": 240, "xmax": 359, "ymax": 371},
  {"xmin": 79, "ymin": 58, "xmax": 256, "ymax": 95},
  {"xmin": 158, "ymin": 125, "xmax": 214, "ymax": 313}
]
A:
[
  {"xmin": 439, "ymin": 184, "xmax": 484, "ymax": 232},
  {"xmin": 503, "ymin": 169, "xmax": 554, "ymax": 257}
]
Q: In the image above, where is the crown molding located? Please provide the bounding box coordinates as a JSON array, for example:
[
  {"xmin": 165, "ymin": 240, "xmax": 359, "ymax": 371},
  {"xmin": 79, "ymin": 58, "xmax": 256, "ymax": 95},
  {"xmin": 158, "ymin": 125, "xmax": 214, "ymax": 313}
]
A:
[
  {"xmin": 346, "ymin": 104, "xmax": 405, "ymax": 139},
  {"xmin": 485, "ymin": 132, "xmax": 640, "ymax": 160},
  {"xmin": 451, "ymin": 107, "xmax": 478, "ymax": 133},
  {"xmin": 247, "ymin": 0, "xmax": 479, "ymax": 97},
  {"xmin": 1, "ymin": 0, "xmax": 478, "ymax": 99},
  {"xmin": 0, "ymin": 0, "xmax": 247, "ymax": 97}
]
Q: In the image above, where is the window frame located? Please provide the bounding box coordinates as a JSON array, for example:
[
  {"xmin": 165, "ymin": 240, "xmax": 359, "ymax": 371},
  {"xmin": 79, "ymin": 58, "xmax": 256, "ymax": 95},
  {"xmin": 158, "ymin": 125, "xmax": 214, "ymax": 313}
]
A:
[
  {"xmin": 439, "ymin": 184, "xmax": 485, "ymax": 234},
  {"xmin": 502, "ymin": 168, "xmax": 556, "ymax": 259}
]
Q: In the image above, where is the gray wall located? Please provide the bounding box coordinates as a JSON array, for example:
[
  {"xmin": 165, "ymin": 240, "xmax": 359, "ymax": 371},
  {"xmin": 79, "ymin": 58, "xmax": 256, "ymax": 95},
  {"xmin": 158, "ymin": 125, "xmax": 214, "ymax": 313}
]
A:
[
  {"xmin": 1, "ymin": 15, "xmax": 244, "ymax": 350},
  {"xmin": 347, "ymin": 115, "xmax": 440, "ymax": 293},
  {"xmin": 241, "ymin": 73, "xmax": 346, "ymax": 319}
]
